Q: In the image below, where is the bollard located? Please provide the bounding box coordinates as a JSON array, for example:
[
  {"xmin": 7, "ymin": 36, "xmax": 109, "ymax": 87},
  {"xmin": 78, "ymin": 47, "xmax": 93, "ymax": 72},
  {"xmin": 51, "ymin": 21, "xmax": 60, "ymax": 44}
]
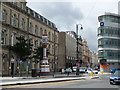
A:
[
  {"xmin": 90, "ymin": 72, "xmax": 94, "ymax": 78},
  {"xmin": 100, "ymin": 71, "xmax": 104, "ymax": 74}
]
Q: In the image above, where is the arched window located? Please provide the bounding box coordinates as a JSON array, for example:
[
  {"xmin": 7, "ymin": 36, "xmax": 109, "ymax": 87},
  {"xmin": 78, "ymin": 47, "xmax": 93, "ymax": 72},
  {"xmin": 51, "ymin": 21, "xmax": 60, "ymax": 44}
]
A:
[
  {"xmin": 2, "ymin": 9, "xmax": 7, "ymax": 22},
  {"xmin": 11, "ymin": 32, "xmax": 16, "ymax": 46},
  {"xmin": 12, "ymin": 14, "xmax": 17, "ymax": 26},
  {"xmin": 21, "ymin": 18, "xmax": 25, "ymax": 30}
]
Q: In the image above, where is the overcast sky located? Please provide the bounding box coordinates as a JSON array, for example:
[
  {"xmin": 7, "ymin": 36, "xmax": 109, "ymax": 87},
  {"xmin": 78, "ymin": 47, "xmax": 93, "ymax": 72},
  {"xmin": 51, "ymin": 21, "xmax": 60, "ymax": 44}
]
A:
[{"xmin": 26, "ymin": 0, "xmax": 119, "ymax": 52}]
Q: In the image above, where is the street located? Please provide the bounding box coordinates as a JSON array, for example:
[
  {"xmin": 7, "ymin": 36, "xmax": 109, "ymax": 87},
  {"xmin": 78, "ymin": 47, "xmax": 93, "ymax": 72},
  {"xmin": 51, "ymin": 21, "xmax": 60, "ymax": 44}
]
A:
[{"xmin": 2, "ymin": 74, "xmax": 120, "ymax": 89}]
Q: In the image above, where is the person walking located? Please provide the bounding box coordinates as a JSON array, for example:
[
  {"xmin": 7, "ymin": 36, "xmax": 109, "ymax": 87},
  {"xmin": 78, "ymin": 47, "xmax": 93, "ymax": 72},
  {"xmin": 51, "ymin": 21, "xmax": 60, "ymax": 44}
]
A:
[{"xmin": 76, "ymin": 66, "xmax": 79, "ymax": 76}]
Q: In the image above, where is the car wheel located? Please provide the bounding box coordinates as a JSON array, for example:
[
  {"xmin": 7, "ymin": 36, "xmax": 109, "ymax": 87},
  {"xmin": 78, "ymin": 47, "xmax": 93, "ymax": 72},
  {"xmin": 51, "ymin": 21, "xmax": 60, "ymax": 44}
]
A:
[
  {"xmin": 110, "ymin": 82, "xmax": 113, "ymax": 84},
  {"xmin": 110, "ymin": 81, "xmax": 115, "ymax": 85}
]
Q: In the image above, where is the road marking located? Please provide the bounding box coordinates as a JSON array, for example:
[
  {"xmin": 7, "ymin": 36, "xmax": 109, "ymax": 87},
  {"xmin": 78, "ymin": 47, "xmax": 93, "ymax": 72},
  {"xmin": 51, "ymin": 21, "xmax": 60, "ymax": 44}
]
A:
[{"xmin": 2, "ymin": 79, "xmax": 86, "ymax": 88}]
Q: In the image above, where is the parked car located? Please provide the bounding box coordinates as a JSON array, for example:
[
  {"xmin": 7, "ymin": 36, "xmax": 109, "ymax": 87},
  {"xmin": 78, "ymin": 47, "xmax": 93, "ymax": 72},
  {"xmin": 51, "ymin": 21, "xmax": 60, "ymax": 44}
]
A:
[
  {"xmin": 79, "ymin": 67, "xmax": 86, "ymax": 73},
  {"xmin": 111, "ymin": 68, "xmax": 120, "ymax": 73},
  {"xmin": 86, "ymin": 68, "xmax": 98, "ymax": 74},
  {"xmin": 64, "ymin": 68, "xmax": 72, "ymax": 73},
  {"xmin": 72, "ymin": 66, "xmax": 77, "ymax": 72},
  {"xmin": 86, "ymin": 68, "xmax": 92, "ymax": 74},
  {"xmin": 110, "ymin": 70, "xmax": 120, "ymax": 85},
  {"xmin": 92, "ymin": 69, "xmax": 98, "ymax": 74}
]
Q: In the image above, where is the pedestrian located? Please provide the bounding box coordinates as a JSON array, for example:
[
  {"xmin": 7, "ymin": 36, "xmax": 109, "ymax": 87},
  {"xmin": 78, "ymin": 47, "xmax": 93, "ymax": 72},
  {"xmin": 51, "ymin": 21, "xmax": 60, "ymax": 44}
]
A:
[
  {"xmin": 67, "ymin": 71, "xmax": 70, "ymax": 76},
  {"xmin": 76, "ymin": 67, "xmax": 79, "ymax": 76}
]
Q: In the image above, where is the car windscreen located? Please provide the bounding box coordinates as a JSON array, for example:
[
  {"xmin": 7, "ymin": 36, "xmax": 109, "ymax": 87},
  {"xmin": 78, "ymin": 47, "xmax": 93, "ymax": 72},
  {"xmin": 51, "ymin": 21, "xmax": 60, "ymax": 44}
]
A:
[{"xmin": 114, "ymin": 70, "xmax": 120, "ymax": 76}]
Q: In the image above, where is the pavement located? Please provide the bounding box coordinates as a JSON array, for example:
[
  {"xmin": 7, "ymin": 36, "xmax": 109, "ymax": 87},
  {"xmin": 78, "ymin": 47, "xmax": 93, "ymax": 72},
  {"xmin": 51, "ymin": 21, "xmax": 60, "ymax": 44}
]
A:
[{"xmin": 0, "ymin": 72, "xmax": 107, "ymax": 86}]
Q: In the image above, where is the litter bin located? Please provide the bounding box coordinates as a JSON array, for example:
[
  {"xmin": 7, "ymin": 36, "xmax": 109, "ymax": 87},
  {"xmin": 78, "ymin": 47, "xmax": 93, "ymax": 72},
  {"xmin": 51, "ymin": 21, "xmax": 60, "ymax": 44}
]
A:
[{"xmin": 31, "ymin": 69, "xmax": 37, "ymax": 77}]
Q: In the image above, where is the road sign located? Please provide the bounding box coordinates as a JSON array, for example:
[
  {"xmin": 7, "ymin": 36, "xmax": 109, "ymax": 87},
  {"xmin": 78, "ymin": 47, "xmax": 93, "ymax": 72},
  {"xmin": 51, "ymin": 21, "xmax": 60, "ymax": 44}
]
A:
[
  {"xmin": 100, "ymin": 22, "xmax": 104, "ymax": 26},
  {"xmin": 19, "ymin": 60, "xmax": 23, "ymax": 64}
]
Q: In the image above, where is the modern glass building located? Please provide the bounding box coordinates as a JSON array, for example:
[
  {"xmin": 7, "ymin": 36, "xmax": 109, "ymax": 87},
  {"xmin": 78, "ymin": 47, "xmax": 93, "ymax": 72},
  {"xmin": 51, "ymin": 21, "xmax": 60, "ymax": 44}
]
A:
[{"xmin": 98, "ymin": 13, "xmax": 120, "ymax": 70}]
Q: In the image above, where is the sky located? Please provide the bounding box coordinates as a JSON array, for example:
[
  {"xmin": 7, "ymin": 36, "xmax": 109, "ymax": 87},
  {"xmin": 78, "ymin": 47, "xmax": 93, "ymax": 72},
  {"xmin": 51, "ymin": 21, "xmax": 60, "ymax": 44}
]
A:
[{"xmin": 26, "ymin": 0, "xmax": 119, "ymax": 52}]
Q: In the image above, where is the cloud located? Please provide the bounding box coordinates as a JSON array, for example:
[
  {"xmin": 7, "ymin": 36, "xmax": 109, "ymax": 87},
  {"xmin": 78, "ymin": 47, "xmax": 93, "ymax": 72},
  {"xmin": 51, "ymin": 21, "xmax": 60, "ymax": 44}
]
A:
[
  {"xmin": 27, "ymin": 2, "xmax": 83, "ymax": 31},
  {"xmin": 27, "ymin": 1, "xmax": 118, "ymax": 52}
]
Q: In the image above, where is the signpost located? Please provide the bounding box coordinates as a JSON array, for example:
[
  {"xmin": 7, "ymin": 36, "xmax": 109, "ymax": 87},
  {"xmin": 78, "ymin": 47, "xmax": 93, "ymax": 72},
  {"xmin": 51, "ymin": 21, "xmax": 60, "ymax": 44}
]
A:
[
  {"xmin": 100, "ymin": 22, "xmax": 104, "ymax": 26},
  {"xmin": 99, "ymin": 58, "xmax": 110, "ymax": 72},
  {"xmin": 39, "ymin": 34, "xmax": 50, "ymax": 75},
  {"xmin": 19, "ymin": 60, "xmax": 23, "ymax": 76}
]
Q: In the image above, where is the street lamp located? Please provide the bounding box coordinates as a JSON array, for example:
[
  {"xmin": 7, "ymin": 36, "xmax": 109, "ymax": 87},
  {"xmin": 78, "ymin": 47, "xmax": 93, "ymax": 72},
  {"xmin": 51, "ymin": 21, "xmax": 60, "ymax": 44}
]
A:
[{"xmin": 76, "ymin": 24, "xmax": 83, "ymax": 66}]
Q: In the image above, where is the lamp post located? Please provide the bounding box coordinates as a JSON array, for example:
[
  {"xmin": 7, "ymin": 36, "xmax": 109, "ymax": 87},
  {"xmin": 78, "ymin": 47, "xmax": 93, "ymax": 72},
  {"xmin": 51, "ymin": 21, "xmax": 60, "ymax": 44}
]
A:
[{"xmin": 76, "ymin": 24, "xmax": 83, "ymax": 66}]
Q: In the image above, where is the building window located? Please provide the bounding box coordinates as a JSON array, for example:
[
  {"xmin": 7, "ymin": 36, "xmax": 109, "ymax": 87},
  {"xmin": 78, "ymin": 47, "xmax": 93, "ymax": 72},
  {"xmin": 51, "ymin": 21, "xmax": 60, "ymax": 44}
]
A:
[
  {"xmin": 48, "ymin": 32, "xmax": 51, "ymax": 41},
  {"xmin": 34, "ymin": 40, "xmax": 38, "ymax": 49},
  {"xmin": 52, "ymin": 33, "xmax": 54, "ymax": 42},
  {"xmin": 21, "ymin": 2, "xmax": 25, "ymax": 10},
  {"xmin": 21, "ymin": 18, "xmax": 25, "ymax": 30},
  {"xmin": 35, "ymin": 25, "xmax": 38, "ymax": 35},
  {"xmin": 29, "ymin": 22, "xmax": 33, "ymax": 33},
  {"xmin": 40, "ymin": 15, "xmax": 43, "ymax": 21},
  {"xmin": 98, "ymin": 50, "xmax": 104, "ymax": 57},
  {"xmin": 1, "ymin": 30, "xmax": 7, "ymax": 45},
  {"xmin": 29, "ymin": 38, "xmax": 33, "ymax": 45},
  {"xmin": 2, "ymin": 54, "xmax": 7, "ymax": 71},
  {"xmin": 11, "ymin": 32, "xmax": 16, "ymax": 46},
  {"xmin": 40, "ymin": 28, "xmax": 43, "ymax": 37},
  {"xmin": 40, "ymin": 41, "xmax": 42, "ymax": 46},
  {"xmin": 52, "ymin": 45, "xmax": 54, "ymax": 54},
  {"xmin": 2, "ymin": 9, "xmax": 7, "ymax": 22},
  {"xmin": 12, "ymin": 2, "xmax": 17, "ymax": 5},
  {"xmin": 12, "ymin": 14, "xmax": 17, "ymax": 26},
  {"xmin": 44, "ymin": 18, "xmax": 47, "ymax": 24},
  {"xmin": 44, "ymin": 29, "xmax": 47, "ymax": 34}
]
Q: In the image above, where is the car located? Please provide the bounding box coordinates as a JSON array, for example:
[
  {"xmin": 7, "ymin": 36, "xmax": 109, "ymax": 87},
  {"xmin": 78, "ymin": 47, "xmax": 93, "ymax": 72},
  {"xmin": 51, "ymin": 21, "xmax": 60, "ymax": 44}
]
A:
[
  {"xmin": 86, "ymin": 68, "xmax": 92, "ymax": 74},
  {"xmin": 72, "ymin": 66, "xmax": 77, "ymax": 72},
  {"xmin": 92, "ymin": 69, "xmax": 98, "ymax": 74},
  {"xmin": 86, "ymin": 68, "xmax": 98, "ymax": 74},
  {"xmin": 79, "ymin": 67, "xmax": 86, "ymax": 73},
  {"xmin": 110, "ymin": 70, "xmax": 120, "ymax": 85},
  {"xmin": 64, "ymin": 68, "xmax": 72, "ymax": 73},
  {"xmin": 111, "ymin": 68, "xmax": 120, "ymax": 73}
]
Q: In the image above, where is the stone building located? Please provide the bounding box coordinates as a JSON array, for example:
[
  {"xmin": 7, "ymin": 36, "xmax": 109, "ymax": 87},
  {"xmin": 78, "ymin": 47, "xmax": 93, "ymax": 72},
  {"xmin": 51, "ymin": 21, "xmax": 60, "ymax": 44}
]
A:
[
  {"xmin": 0, "ymin": 1, "xmax": 59, "ymax": 76},
  {"xmin": 82, "ymin": 39, "xmax": 90, "ymax": 67},
  {"xmin": 58, "ymin": 31, "xmax": 77, "ymax": 70}
]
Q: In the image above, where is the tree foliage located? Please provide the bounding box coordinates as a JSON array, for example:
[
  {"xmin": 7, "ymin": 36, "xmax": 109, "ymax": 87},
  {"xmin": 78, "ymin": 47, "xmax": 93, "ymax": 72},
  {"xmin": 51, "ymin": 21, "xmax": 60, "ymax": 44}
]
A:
[
  {"xmin": 11, "ymin": 36, "xmax": 33, "ymax": 61},
  {"xmin": 33, "ymin": 46, "xmax": 43, "ymax": 60}
]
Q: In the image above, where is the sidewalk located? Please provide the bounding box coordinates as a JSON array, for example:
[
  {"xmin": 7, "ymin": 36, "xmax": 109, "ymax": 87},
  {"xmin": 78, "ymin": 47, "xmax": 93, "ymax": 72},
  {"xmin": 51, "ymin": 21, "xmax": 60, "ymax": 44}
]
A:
[{"xmin": 1, "ymin": 73, "xmax": 100, "ymax": 86}]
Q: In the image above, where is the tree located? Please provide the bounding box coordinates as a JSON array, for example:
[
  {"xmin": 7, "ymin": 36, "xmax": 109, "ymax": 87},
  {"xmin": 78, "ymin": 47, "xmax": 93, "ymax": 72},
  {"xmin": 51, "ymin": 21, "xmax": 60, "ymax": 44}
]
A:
[
  {"xmin": 10, "ymin": 36, "xmax": 33, "ymax": 61},
  {"xmin": 33, "ymin": 46, "xmax": 43, "ymax": 61}
]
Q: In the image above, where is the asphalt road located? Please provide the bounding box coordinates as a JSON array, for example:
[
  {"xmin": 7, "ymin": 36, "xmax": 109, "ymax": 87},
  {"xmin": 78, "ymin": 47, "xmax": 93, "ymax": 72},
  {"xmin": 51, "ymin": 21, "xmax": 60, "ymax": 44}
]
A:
[{"xmin": 2, "ymin": 74, "xmax": 120, "ymax": 89}]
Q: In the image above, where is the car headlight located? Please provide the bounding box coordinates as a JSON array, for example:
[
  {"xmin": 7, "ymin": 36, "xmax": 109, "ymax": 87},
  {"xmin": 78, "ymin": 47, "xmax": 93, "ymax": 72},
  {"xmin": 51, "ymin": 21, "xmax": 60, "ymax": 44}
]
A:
[
  {"xmin": 110, "ymin": 77, "xmax": 119, "ymax": 79},
  {"xmin": 110, "ymin": 77, "xmax": 115, "ymax": 79}
]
